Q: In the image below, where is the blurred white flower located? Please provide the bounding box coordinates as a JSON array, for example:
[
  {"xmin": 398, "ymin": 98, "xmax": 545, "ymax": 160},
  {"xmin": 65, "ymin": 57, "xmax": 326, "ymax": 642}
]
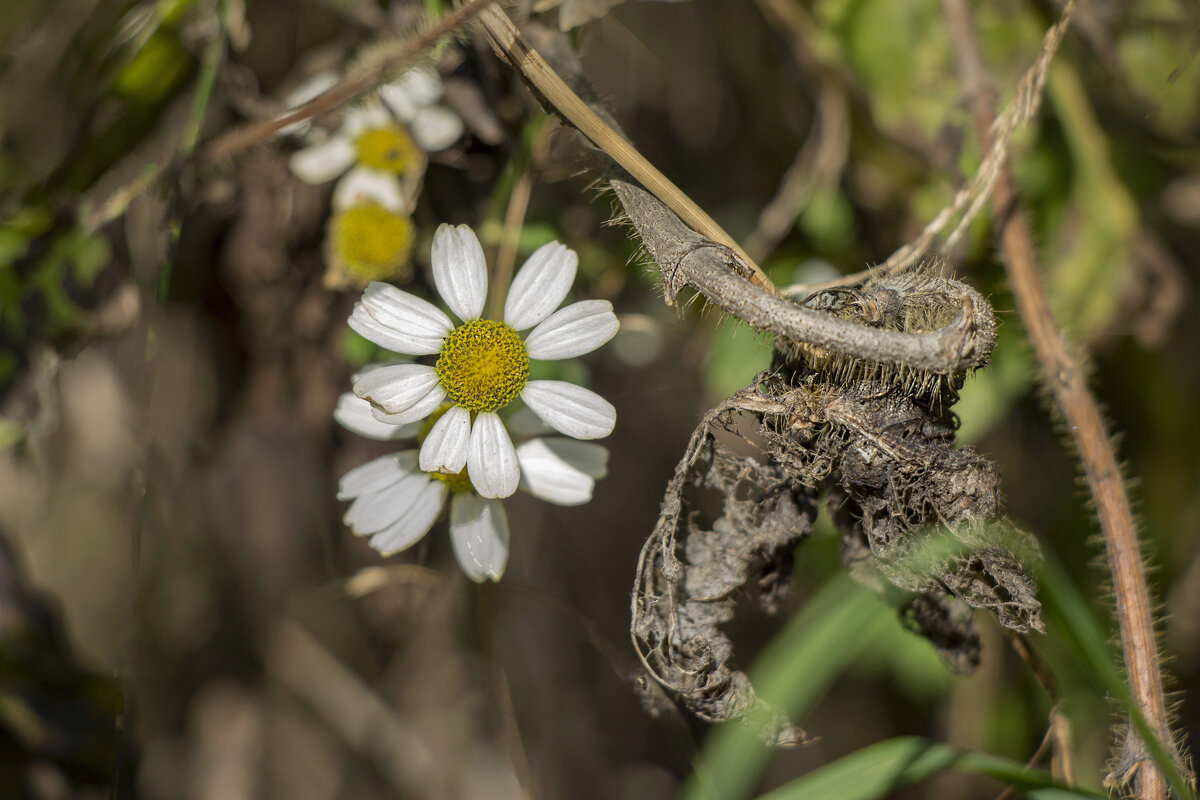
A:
[
  {"xmin": 288, "ymin": 67, "xmax": 463, "ymax": 187},
  {"xmin": 335, "ymin": 394, "xmax": 608, "ymax": 582},
  {"xmin": 323, "ymin": 167, "xmax": 417, "ymax": 289},
  {"xmin": 349, "ymin": 224, "xmax": 619, "ymax": 499}
]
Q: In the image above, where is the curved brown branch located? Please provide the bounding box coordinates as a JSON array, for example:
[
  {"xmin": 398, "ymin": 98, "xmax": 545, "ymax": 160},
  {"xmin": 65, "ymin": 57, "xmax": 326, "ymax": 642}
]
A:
[
  {"xmin": 610, "ymin": 177, "xmax": 995, "ymax": 375},
  {"xmin": 939, "ymin": 1, "xmax": 1181, "ymax": 798},
  {"xmin": 478, "ymin": 9, "xmax": 996, "ymax": 377}
]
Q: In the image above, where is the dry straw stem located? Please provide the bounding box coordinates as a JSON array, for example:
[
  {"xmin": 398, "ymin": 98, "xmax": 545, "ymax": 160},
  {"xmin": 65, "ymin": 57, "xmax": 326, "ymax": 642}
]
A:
[
  {"xmin": 939, "ymin": 1, "xmax": 1178, "ymax": 798},
  {"xmin": 476, "ymin": 5, "xmax": 774, "ymax": 294},
  {"xmin": 781, "ymin": 0, "xmax": 1077, "ymax": 298},
  {"xmin": 200, "ymin": 0, "xmax": 501, "ymax": 163},
  {"xmin": 479, "ymin": 8, "xmax": 993, "ymax": 377}
]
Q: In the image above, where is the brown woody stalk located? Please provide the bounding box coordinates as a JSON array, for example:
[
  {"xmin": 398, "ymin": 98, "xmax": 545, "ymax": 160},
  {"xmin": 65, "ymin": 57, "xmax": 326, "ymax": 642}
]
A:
[{"xmin": 939, "ymin": 1, "xmax": 1175, "ymax": 797}]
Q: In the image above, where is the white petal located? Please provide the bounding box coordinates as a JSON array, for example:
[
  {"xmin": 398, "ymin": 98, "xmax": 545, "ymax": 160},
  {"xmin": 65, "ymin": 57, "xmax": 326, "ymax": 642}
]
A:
[
  {"xmin": 449, "ymin": 494, "xmax": 510, "ymax": 582},
  {"xmin": 335, "ymin": 393, "xmax": 420, "ymax": 440},
  {"xmin": 340, "ymin": 104, "xmax": 393, "ymax": 138},
  {"xmin": 280, "ymin": 71, "xmax": 339, "ymax": 136},
  {"xmin": 505, "ymin": 405, "xmax": 554, "ymax": 437},
  {"xmin": 380, "ymin": 67, "xmax": 443, "ymax": 122},
  {"xmin": 520, "ymin": 380, "xmax": 615, "ymax": 440},
  {"xmin": 369, "ymin": 385, "xmax": 446, "ymax": 424},
  {"xmin": 524, "ymin": 300, "xmax": 619, "ymax": 360},
  {"xmin": 349, "ymin": 282, "xmax": 454, "ymax": 355},
  {"xmin": 338, "ymin": 451, "xmax": 419, "ymax": 501},
  {"xmin": 289, "ymin": 136, "xmax": 356, "ymax": 184},
  {"xmin": 353, "ymin": 363, "xmax": 438, "ymax": 415},
  {"xmin": 331, "ymin": 166, "xmax": 408, "ymax": 212},
  {"xmin": 503, "ymin": 242, "xmax": 578, "ymax": 330},
  {"xmin": 466, "ymin": 412, "xmax": 520, "ymax": 499},
  {"xmin": 368, "ymin": 481, "xmax": 449, "ymax": 555},
  {"xmin": 418, "ymin": 405, "xmax": 471, "ymax": 473},
  {"xmin": 285, "ymin": 70, "xmax": 340, "ymax": 110},
  {"xmin": 410, "ymin": 106, "xmax": 464, "ymax": 152},
  {"xmin": 344, "ymin": 471, "xmax": 430, "ymax": 534},
  {"xmin": 516, "ymin": 438, "xmax": 608, "ymax": 506},
  {"xmin": 430, "ymin": 224, "xmax": 487, "ymax": 321}
]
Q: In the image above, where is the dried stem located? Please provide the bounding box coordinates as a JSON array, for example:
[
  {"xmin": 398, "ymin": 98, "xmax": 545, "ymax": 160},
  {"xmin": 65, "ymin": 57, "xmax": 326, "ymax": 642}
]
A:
[
  {"xmin": 781, "ymin": 0, "xmax": 1077, "ymax": 298},
  {"xmin": 479, "ymin": 9, "xmax": 994, "ymax": 377},
  {"xmin": 477, "ymin": 5, "xmax": 774, "ymax": 294},
  {"xmin": 940, "ymin": 1, "xmax": 1177, "ymax": 797}
]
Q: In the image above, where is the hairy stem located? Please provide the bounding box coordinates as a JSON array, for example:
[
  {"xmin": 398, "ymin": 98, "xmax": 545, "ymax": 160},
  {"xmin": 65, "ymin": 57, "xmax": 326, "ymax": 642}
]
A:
[
  {"xmin": 479, "ymin": 9, "xmax": 994, "ymax": 376},
  {"xmin": 940, "ymin": 1, "xmax": 1178, "ymax": 797}
]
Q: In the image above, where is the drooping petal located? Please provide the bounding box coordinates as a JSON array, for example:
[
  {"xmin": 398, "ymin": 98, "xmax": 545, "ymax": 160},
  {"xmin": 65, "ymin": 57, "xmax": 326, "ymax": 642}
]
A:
[
  {"xmin": 410, "ymin": 106, "xmax": 463, "ymax": 152},
  {"xmin": 419, "ymin": 405, "xmax": 471, "ymax": 473},
  {"xmin": 337, "ymin": 451, "xmax": 419, "ymax": 501},
  {"xmin": 344, "ymin": 471, "xmax": 430, "ymax": 534},
  {"xmin": 520, "ymin": 380, "xmax": 616, "ymax": 440},
  {"xmin": 353, "ymin": 363, "xmax": 438, "ymax": 415},
  {"xmin": 379, "ymin": 67, "xmax": 443, "ymax": 122},
  {"xmin": 524, "ymin": 300, "xmax": 619, "ymax": 360},
  {"xmin": 516, "ymin": 438, "xmax": 609, "ymax": 506},
  {"xmin": 331, "ymin": 166, "xmax": 408, "ymax": 213},
  {"xmin": 289, "ymin": 136, "xmax": 356, "ymax": 184},
  {"xmin": 368, "ymin": 384, "xmax": 445, "ymax": 424},
  {"xmin": 430, "ymin": 224, "xmax": 487, "ymax": 321},
  {"xmin": 466, "ymin": 412, "xmax": 520, "ymax": 499},
  {"xmin": 503, "ymin": 242, "xmax": 578, "ymax": 330},
  {"xmin": 334, "ymin": 393, "xmax": 420, "ymax": 440},
  {"xmin": 449, "ymin": 494, "xmax": 510, "ymax": 582},
  {"xmin": 349, "ymin": 281, "xmax": 454, "ymax": 355},
  {"xmin": 368, "ymin": 480, "xmax": 449, "ymax": 555}
]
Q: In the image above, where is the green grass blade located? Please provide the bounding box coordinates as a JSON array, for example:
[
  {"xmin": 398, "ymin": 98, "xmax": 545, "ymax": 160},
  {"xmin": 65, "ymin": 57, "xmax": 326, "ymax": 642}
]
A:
[
  {"xmin": 754, "ymin": 736, "xmax": 1105, "ymax": 800},
  {"xmin": 679, "ymin": 574, "xmax": 893, "ymax": 800}
]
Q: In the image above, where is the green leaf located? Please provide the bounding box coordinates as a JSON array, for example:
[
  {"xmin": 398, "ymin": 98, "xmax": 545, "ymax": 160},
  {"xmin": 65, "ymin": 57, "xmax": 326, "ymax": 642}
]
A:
[
  {"xmin": 754, "ymin": 737, "xmax": 1105, "ymax": 800},
  {"xmin": 702, "ymin": 321, "xmax": 773, "ymax": 399},
  {"xmin": 680, "ymin": 575, "xmax": 893, "ymax": 800}
]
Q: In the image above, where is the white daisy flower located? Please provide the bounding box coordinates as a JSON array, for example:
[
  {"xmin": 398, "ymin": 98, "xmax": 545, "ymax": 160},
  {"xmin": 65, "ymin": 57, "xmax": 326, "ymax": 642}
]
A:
[
  {"xmin": 324, "ymin": 166, "xmax": 417, "ymax": 289},
  {"xmin": 335, "ymin": 394, "xmax": 608, "ymax": 581},
  {"xmin": 349, "ymin": 223, "xmax": 619, "ymax": 500},
  {"xmin": 288, "ymin": 67, "xmax": 463, "ymax": 187}
]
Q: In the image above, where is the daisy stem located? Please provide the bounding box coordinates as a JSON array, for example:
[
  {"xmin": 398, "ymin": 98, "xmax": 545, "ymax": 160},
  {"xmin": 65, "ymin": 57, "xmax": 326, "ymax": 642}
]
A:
[
  {"xmin": 488, "ymin": 117, "xmax": 549, "ymax": 320},
  {"xmin": 489, "ymin": 169, "xmax": 533, "ymax": 320}
]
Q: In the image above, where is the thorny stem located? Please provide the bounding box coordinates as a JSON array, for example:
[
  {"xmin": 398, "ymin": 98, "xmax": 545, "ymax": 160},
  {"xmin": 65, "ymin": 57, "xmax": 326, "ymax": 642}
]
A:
[
  {"xmin": 940, "ymin": 1, "xmax": 1179, "ymax": 798},
  {"xmin": 479, "ymin": 9, "xmax": 994, "ymax": 377}
]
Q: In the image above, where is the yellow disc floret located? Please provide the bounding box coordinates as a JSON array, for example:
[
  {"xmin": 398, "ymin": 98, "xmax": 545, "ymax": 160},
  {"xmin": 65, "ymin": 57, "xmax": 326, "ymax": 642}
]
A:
[
  {"xmin": 330, "ymin": 204, "xmax": 415, "ymax": 282},
  {"xmin": 431, "ymin": 468, "xmax": 474, "ymax": 495},
  {"xmin": 435, "ymin": 319, "xmax": 529, "ymax": 413},
  {"xmin": 355, "ymin": 126, "xmax": 420, "ymax": 174}
]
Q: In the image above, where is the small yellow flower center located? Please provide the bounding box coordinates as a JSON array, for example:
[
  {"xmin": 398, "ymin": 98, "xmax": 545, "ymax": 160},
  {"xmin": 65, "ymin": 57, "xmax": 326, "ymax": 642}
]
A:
[
  {"xmin": 431, "ymin": 468, "xmax": 474, "ymax": 494},
  {"xmin": 330, "ymin": 204, "xmax": 415, "ymax": 281},
  {"xmin": 354, "ymin": 126, "xmax": 419, "ymax": 174},
  {"xmin": 435, "ymin": 319, "xmax": 529, "ymax": 414}
]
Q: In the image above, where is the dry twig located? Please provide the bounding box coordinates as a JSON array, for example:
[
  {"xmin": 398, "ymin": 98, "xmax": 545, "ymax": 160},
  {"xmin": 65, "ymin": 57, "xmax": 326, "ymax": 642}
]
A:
[
  {"xmin": 781, "ymin": 0, "xmax": 1078, "ymax": 297},
  {"xmin": 939, "ymin": 1, "xmax": 1181, "ymax": 797}
]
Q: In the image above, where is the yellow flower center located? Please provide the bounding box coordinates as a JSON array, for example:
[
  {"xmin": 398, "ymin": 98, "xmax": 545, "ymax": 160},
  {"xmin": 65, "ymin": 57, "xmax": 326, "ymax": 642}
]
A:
[
  {"xmin": 435, "ymin": 319, "xmax": 529, "ymax": 414},
  {"xmin": 354, "ymin": 126, "xmax": 419, "ymax": 174},
  {"xmin": 431, "ymin": 468, "xmax": 474, "ymax": 494},
  {"xmin": 330, "ymin": 204, "xmax": 415, "ymax": 282}
]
